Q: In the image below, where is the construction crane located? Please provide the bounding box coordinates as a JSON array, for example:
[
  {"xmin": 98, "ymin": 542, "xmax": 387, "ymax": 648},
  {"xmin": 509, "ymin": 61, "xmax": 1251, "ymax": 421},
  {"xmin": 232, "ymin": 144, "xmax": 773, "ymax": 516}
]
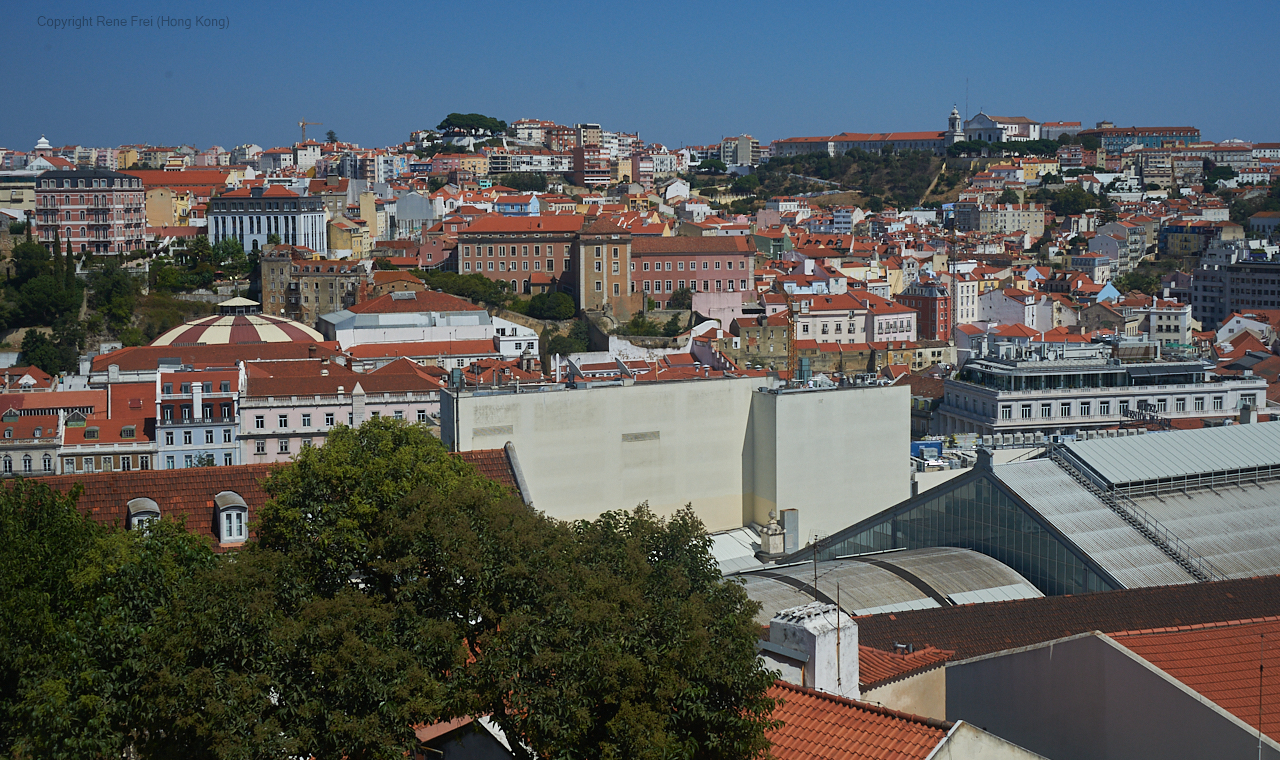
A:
[{"xmin": 298, "ymin": 120, "xmax": 322, "ymax": 142}]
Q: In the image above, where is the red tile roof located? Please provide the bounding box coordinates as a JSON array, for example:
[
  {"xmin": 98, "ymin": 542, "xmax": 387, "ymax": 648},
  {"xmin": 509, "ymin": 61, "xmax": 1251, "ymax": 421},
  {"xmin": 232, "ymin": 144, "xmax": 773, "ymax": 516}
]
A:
[
  {"xmin": 858, "ymin": 645, "xmax": 953, "ymax": 688},
  {"xmin": 766, "ymin": 681, "xmax": 949, "ymax": 760},
  {"xmin": 1113, "ymin": 617, "xmax": 1280, "ymax": 740},
  {"xmin": 632, "ymin": 237, "xmax": 756, "ymax": 255},
  {"xmin": 455, "ymin": 448, "xmax": 519, "ymax": 491},
  {"xmin": 348, "ymin": 290, "xmax": 485, "ymax": 314}
]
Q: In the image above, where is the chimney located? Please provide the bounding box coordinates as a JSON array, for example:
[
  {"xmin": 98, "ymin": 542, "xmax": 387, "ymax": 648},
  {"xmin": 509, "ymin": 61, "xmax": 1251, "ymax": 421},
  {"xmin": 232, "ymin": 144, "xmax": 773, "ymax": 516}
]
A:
[
  {"xmin": 769, "ymin": 603, "xmax": 859, "ymax": 699},
  {"xmin": 976, "ymin": 447, "xmax": 994, "ymax": 470},
  {"xmin": 1240, "ymin": 403, "xmax": 1257, "ymax": 425},
  {"xmin": 308, "ymin": 344, "xmax": 318, "ymax": 358}
]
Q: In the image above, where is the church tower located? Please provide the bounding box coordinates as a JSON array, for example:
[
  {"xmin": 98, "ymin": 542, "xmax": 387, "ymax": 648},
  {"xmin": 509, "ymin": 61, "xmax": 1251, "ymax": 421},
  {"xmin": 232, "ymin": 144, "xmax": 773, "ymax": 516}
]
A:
[{"xmin": 946, "ymin": 106, "xmax": 964, "ymax": 146}]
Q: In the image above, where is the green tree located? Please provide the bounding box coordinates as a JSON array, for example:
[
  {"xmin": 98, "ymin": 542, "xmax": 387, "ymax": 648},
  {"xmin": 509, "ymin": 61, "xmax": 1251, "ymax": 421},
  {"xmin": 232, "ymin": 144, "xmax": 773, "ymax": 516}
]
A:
[
  {"xmin": 436, "ymin": 113, "xmax": 507, "ymax": 134},
  {"xmin": 997, "ymin": 188, "xmax": 1021, "ymax": 204},
  {"xmin": 17, "ymin": 275, "xmax": 79, "ymax": 328},
  {"xmin": 667, "ymin": 287, "xmax": 693, "ymax": 310},
  {"xmin": 87, "ymin": 263, "xmax": 139, "ymax": 333},
  {"xmin": 731, "ymin": 173, "xmax": 761, "ymax": 195},
  {"xmin": 527, "ymin": 291, "xmax": 576, "ymax": 321},
  {"xmin": 266, "ymin": 232, "xmax": 282, "ymax": 246},
  {"xmin": 698, "ymin": 158, "xmax": 728, "ymax": 174},
  {"xmin": 11, "ymin": 238, "xmax": 51, "ymax": 286},
  {"xmin": 662, "ymin": 314, "xmax": 683, "ymax": 337},
  {"xmin": 326, "ymin": 129, "xmax": 338, "ymax": 143}
]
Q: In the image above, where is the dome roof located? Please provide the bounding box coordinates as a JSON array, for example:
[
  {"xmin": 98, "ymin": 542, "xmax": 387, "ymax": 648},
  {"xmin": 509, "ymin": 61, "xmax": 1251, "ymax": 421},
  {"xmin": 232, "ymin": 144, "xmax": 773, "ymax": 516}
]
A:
[
  {"xmin": 150, "ymin": 313, "xmax": 325, "ymax": 347},
  {"xmin": 34, "ymin": 135, "xmax": 51, "ymax": 150}
]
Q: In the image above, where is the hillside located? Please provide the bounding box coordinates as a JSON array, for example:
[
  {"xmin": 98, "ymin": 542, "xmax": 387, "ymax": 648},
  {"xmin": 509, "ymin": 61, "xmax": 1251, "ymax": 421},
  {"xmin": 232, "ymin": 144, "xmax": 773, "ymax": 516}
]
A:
[{"xmin": 756, "ymin": 149, "xmax": 953, "ymax": 209}]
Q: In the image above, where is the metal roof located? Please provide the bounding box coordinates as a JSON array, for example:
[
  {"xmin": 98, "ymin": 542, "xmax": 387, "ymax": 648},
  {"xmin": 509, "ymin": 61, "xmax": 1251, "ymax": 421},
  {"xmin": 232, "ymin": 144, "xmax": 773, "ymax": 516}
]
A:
[
  {"xmin": 1063, "ymin": 423, "xmax": 1280, "ymax": 487},
  {"xmin": 1125, "ymin": 480, "xmax": 1280, "ymax": 580},
  {"xmin": 736, "ymin": 547, "xmax": 1040, "ymax": 625},
  {"xmin": 709, "ymin": 527, "xmax": 764, "ymax": 575},
  {"xmin": 995, "ymin": 459, "xmax": 1194, "ymax": 589}
]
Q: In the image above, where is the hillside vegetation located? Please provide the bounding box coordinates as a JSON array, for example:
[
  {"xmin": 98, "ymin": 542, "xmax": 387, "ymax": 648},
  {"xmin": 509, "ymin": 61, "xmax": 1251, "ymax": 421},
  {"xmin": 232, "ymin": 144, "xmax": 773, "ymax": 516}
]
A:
[{"xmin": 756, "ymin": 150, "xmax": 949, "ymax": 209}]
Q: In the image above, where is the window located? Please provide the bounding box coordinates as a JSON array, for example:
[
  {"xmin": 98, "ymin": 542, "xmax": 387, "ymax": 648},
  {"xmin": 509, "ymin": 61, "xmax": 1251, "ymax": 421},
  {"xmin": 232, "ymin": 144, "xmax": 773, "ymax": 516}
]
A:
[
  {"xmin": 165, "ymin": 456, "xmax": 175, "ymax": 470},
  {"xmin": 202, "ymin": 382, "xmax": 213, "ymax": 394},
  {"xmin": 394, "ymin": 410, "xmax": 404, "ymax": 420},
  {"xmin": 181, "ymin": 382, "xmax": 191, "ymax": 394},
  {"xmin": 1079, "ymin": 402, "xmax": 1091, "ymax": 417},
  {"xmin": 278, "ymin": 414, "xmax": 288, "ymax": 428},
  {"xmin": 1119, "ymin": 400, "xmax": 1130, "ymax": 415},
  {"xmin": 183, "ymin": 430, "xmax": 192, "ymax": 445},
  {"xmin": 255, "ymin": 439, "xmax": 266, "ymax": 454},
  {"xmin": 1213, "ymin": 396, "xmax": 1224, "ymax": 411},
  {"xmin": 1155, "ymin": 398, "xmax": 1167, "ymax": 413},
  {"xmin": 1242, "ymin": 393, "xmax": 1258, "ymax": 409},
  {"xmin": 139, "ymin": 455, "xmax": 150, "ymax": 471},
  {"xmin": 224, "ymin": 453, "xmax": 233, "ymax": 466},
  {"xmin": 223, "ymin": 428, "xmax": 232, "ymax": 443},
  {"xmin": 278, "ymin": 438, "xmax": 290, "ymax": 454},
  {"xmin": 302, "ymin": 413, "xmax": 312, "ymax": 428},
  {"xmin": 417, "ymin": 409, "xmax": 427, "ymax": 423},
  {"xmin": 1040, "ymin": 403, "xmax": 1052, "ymax": 418},
  {"xmin": 255, "ymin": 415, "xmax": 265, "ymax": 429},
  {"xmin": 1194, "ymin": 397, "xmax": 1205, "ymax": 411},
  {"xmin": 1021, "ymin": 404, "xmax": 1033, "ymax": 419},
  {"xmin": 163, "ymin": 382, "xmax": 173, "ymax": 395},
  {"xmin": 325, "ymin": 412, "xmax": 335, "ymax": 426},
  {"xmin": 64, "ymin": 457, "xmax": 75, "ymax": 473},
  {"xmin": 595, "ymin": 281, "xmax": 602, "ymax": 292},
  {"xmin": 1000, "ymin": 404, "xmax": 1012, "ymax": 420},
  {"xmin": 1099, "ymin": 400, "xmax": 1111, "ymax": 415},
  {"xmin": 1060, "ymin": 402, "xmax": 1071, "ymax": 417},
  {"xmin": 2, "ymin": 456, "xmax": 11, "ymax": 474},
  {"xmin": 221, "ymin": 380, "xmax": 231, "ymax": 392},
  {"xmin": 1175, "ymin": 398, "xmax": 1187, "ymax": 412}
]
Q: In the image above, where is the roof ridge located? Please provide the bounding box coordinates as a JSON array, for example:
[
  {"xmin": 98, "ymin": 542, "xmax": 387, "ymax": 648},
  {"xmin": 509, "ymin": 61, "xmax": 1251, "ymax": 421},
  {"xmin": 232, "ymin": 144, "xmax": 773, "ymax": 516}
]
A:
[
  {"xmin": 1111, "ymin": 614, "xmax": 1280, "ymax": 638},
  {"xmin": 770, "ymin": 680, "xmax": 954, "ymax": 729}
]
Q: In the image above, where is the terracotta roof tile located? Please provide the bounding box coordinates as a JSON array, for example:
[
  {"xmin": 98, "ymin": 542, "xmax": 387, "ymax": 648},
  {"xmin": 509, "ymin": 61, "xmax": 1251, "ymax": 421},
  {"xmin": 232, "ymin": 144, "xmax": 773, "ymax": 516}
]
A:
[
  {"xmin": 766, "ymin": 681, "xmax": 949, "ymax": 760},
  {"xmin": 1113, "ymin": 617, "xmax": 1280, "ymax": 740},
  {"xmin": 858, "ymin": 645, "xmax": 952, "ymax": 688}
]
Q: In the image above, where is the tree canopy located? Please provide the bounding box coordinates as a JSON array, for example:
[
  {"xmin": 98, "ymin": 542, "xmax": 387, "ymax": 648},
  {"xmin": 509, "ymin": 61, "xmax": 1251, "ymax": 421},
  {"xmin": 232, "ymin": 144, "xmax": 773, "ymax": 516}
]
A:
[
  {"xmin": 0, "ymin": 419, "xmax": 777, "ymax": 759},
  {"xmin": 437, "ymin": 113, "xmax": 507, "ymax": 134}
]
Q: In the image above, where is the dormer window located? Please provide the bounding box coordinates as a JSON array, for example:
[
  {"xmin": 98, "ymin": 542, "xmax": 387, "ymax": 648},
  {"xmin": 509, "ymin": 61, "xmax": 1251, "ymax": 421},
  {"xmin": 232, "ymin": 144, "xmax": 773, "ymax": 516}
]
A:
[
  {"xmin": 215, "ymin": 491, "xmax": 248, "ymax": 543},
  {"xmin": 127, "ymin": 498, "xmax": 160, "ymax": 530},
  {"xmin": 33, "ymin": 427, "xmax": 41, "ymax": 438},
  {"xmin": 84, "ymin": 427, "xmax": 99, "ymax": 440},
  {"xmin": 121, "ymin": 426, "xmax": 135, "ymax": 439},
  {"xmin": 3, "ymin": 428, "xmax": 10, "ymax": 439}
]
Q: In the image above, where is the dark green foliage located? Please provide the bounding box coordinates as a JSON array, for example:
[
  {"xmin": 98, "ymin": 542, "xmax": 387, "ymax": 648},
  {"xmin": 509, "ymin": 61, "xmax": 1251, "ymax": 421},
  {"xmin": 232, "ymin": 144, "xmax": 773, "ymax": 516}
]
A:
[
  {"xmin": 731, "ymin": 173, "xmax": 761, "ymax": 195},
  {"xmin": 667, "ymin": 287, "xmax": 693, "ymax": 310},
  {"xmin": 436, "ymin": 113, "xmax": 507, "ymax": 134},
  {"xmin": 498, "ymin": 173, "xmax": 548, "ymax": 192},
  {"xmin": 1229, "ymin": 179, "xmax": 1280, "ymax": 225},
  {"xmin": 698, "ymin": 158, "xmax": 727, "ymax": 173},
  {"xmin": 1079, "ymin": 134, "xmax": 1101, "ymax": 151},
  {"xmin": 413, "ymin": 269, "xmax": 514, "ymax": 306},
  {"xmin": 11, "ymin": 239, "xmax": 51, "ymax": 285},
  {"xmin": 619, "ymin": 313, "xmax": 663, "ymax": 336},
  {"xmin": 7, "ymin": 221, "xmax": 27, "ymax": 235},
  {"xmin": 1114, "ymin": 272, "xmax": 1160, "ymax": 295},
  {"xmin": 756, "ymin": 149, "xmax": 940, "ymax": 208},
  {"xmin": 545, "ymin": 318, "xmax": 591, "ymax": 357},
  {"xmin": 326, "ymin": 129, "xmax": 337, "ymax": 143},
  {"xmin": 87, "ymin": 263, "xmax": 139, "ymax": 333},
  {"xmin": 373, "ymin": 257, "xmax": 398, "ymax": 270},
  {"xmin": 527, "ymin": 291, "xmax": 576, "ymax": 321},
  {"xmin": 0, "ymin": 420, "xmax": 777, "ymax": 759},
  {"xmin": 998, "ymin": 188, "xmax": 1021, "ymax": 204},
  {"xmin": 1034, "ymin": 185, "xmax": 1103, "ymax": 216},
  {"xmin": 19, "ymin": 318, "xmax": 82, "ymax": 375},
  {"xmin": 663, "ymin": 314, "xmax": 683, "ymax": 337}
]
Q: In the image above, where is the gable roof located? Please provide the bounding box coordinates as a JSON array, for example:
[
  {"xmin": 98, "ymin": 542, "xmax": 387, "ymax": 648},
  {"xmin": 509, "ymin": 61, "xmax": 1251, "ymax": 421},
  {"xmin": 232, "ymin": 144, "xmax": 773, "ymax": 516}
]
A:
[
  {"xmin": 1112, "ymin": 617, "xmax": 1280, "ymax": 741},
  {"xmin": 856, "ymin": 575, "xmax": 1280, "ymax": 662},
  {"xmin": 347, "ymin": 290, "xmax": 484, "ymax": 314},
  {"xmin": 765, "ymin": 681, "xmax": 949, "ymax": 760}
]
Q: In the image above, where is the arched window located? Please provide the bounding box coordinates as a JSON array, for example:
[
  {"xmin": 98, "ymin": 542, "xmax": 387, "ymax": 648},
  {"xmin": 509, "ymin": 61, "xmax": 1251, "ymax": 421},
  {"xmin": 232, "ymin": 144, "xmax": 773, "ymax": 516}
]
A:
[
  {"xmin": 2, "ymin": 456, "xmax": 11, "ymax": 474},
  {"xmin": 126, "ymin": 498, "xmax": 160, "ymax": 530},
  {"xmin": 215, "ymin": 491, "xmax": 249, "ymax": 543},
  {"xmin": 22, "ymin": 455, "xmax": 31, "ymax": 473},
  {"xmin": 42, "ymin": 454, "xmax": 52, "ymax": 473}
]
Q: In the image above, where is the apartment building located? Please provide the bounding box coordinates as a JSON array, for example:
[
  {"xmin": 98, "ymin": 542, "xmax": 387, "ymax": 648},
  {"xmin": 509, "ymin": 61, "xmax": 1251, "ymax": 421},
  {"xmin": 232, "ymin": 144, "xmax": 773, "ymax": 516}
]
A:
[
  {"xmin": 33, "ymin": 168, "xmax": 147, "ymax": 254},
  {"xmin": 953, "ymin": 203, "xmax": 1046, "ymax": 238},
  {"xmin": 896, "ymin": 280, "xmax": 951, "ymax": 341},
  {"xmin": 631, "ymin": 236, "xmax": 756, "ymax": 306},
  {"xmin": 155, "ymin": 367, "xmax": 240, "ymax": 469},
  {"xmin": 208, "ymin": 185, "xmax": 327, "ymax": 253},
  {"xmin": 1191, "ymin": 239, "xmax": 1280, "ymax": 329},
  {"xmin": 937, "ymin": 338, "xmax": 1266, "ymax": 436},
  {"xmin": 456, "ymin": 214, "xmax": 585, "ymax": 293},
  {"xmin": 1076, "ymin": 125, "xmax": 1201, "ymax": 154},
  {"xmin": 258, "ymin": 246, "xmax": 367, "ymax": 326}
]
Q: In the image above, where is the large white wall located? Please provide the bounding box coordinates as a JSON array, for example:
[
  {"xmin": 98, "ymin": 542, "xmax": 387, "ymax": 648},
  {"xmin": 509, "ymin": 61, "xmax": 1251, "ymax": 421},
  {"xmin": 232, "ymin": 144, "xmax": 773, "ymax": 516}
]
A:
[{"xmin": 444, "ymin": 379, "xmax": 911, "ymax": 539}]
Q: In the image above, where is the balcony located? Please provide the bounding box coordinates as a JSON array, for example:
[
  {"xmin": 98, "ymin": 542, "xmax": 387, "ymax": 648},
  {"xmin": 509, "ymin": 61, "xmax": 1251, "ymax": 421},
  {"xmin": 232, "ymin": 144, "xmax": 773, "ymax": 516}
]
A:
[{"xmin": 158, "ymin": 415, "xmax": 238, "ymax": 426}]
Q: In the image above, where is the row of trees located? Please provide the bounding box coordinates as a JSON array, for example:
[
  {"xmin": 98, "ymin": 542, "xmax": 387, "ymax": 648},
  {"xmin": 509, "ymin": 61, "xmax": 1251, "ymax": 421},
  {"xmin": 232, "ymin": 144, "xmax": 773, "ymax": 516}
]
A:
[{"xmin": 0, "ymin": 419, "xmax": 778, "ymax": 759}]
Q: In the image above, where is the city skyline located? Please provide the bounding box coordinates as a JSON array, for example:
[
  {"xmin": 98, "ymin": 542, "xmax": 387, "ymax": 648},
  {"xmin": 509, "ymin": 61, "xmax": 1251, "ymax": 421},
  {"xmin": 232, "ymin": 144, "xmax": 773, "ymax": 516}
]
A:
[{"xmin": 7, "ymin": 0, "xmax": 1277, "ymax": 152}]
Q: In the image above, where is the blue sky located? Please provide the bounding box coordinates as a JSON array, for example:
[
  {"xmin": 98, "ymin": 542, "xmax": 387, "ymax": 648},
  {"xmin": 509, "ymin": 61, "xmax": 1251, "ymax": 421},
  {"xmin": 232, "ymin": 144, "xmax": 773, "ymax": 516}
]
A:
[{"xmin": 8, "ymin": 0, "xmax": 1277, "ymax": 153}]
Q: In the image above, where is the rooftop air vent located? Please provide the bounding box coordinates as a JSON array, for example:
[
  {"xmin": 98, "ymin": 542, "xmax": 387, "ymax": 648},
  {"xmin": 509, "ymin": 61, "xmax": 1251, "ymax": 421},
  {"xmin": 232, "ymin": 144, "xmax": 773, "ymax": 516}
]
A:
[{"xmin": 391, "ymin": 291, "xmax": 417, "ymax": 300}]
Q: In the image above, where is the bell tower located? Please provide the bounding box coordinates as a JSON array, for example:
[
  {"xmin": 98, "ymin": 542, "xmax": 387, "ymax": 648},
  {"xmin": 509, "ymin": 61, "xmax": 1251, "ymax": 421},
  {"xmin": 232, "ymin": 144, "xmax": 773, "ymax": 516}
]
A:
[{"xmin": 946, "ymin": 106, "xmax": 964, "ymax": 146}]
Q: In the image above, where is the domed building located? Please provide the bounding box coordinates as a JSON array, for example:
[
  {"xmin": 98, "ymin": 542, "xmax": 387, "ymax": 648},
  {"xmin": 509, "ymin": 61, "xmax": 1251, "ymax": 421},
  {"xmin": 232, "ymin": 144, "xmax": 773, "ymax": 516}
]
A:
[{"xmin": 150, "ymin": 298, "xmax": 325, "ymax": 347}]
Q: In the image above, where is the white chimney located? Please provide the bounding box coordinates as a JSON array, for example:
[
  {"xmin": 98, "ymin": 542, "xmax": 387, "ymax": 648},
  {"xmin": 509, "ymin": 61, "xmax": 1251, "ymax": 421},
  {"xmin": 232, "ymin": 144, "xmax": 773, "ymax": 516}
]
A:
[{"xmin": 770, "ymin": 602, "xmax": 859, "ymax": 699}]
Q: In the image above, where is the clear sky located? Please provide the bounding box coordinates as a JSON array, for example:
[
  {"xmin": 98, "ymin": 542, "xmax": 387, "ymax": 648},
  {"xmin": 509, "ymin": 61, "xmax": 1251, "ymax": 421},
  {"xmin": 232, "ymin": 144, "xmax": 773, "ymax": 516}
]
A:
[{"xmin": 8, "ymin": 0, "xmax": 1277, "ymax": 153}]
